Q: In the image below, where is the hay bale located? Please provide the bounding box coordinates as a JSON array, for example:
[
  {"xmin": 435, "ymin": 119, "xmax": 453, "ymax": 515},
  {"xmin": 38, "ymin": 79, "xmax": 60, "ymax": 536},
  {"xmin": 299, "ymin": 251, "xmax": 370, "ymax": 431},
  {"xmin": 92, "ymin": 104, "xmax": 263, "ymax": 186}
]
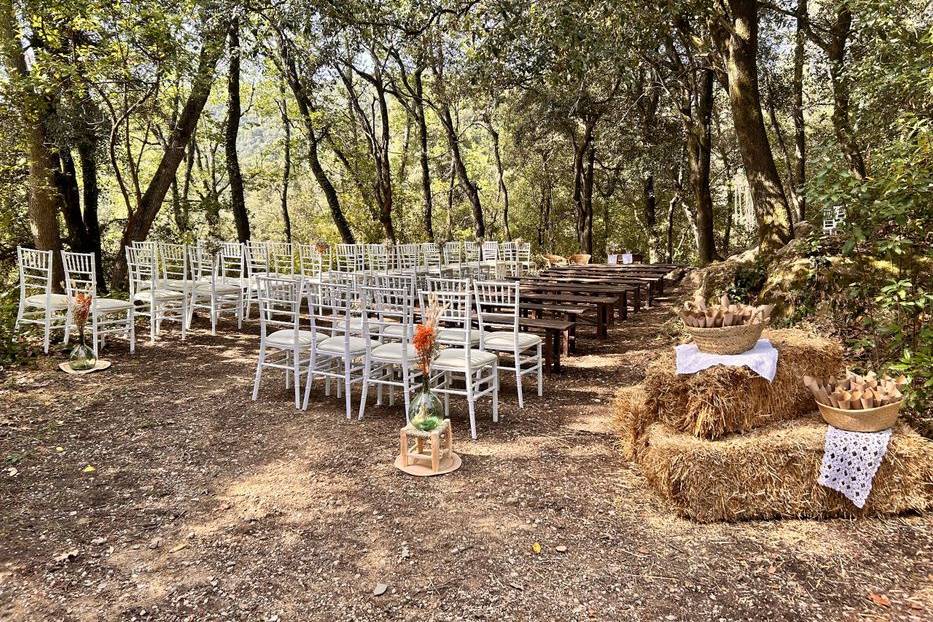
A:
[
  {"xmin": 639, "ymin": 418, "xmax": 933, "ymax": 522},
  {"xmin": 644, "ymin": 328, "xmax": 843, "ymax": 439},
  {"xmin": 612, "ymin": 385, "xmax": 651, "ymax": 461}
]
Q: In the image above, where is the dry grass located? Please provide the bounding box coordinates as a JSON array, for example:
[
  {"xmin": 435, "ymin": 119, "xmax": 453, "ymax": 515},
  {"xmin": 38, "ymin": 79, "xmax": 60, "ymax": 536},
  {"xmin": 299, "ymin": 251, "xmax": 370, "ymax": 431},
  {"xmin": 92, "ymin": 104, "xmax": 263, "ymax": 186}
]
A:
[
  {"xmin": 636, "ymin": 418, "xmax": 933, "ymax": 523},
  {"xmin": 641, "ymin": 328, "xmax": 843, "ymax": 439}
]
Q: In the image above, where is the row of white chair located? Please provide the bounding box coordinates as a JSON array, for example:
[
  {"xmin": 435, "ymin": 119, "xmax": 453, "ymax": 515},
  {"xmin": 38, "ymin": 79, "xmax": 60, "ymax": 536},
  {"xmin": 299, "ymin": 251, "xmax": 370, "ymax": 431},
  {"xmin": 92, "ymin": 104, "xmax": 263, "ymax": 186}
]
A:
[{"xmin": 251, "ymin": 273, "xmax": 543, "ymax": 439}]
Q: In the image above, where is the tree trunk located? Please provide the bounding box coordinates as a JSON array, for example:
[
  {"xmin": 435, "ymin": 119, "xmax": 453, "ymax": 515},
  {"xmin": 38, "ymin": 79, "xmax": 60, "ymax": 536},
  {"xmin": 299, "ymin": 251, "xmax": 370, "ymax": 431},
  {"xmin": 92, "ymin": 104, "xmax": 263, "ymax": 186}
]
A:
[
  {"xmin": 113, "ymin": 24, "xmax": 226, "ymax": 285},
  {"xmin": 77, "ymin": 141, "xmax": 105, "ymax": 292},
  {"xmin": 643, "ymin": 173, "xmax": 660, "ymax": 262},
  {"xmin": 765, "ymin": 73, "xmax": 798, "ymax": 229},
  {"xmin": 793, "ymin": 0, "xmax": 807, "ymax": 221},
  {"xmin": 714, "ymin": 0, "xmax": 791, "ymax": 251},
  {"xmin": 537, "ymin": 152, "xmax": 552, "ymax": 248},
  {"xmin": 278, "ymin": 92, "xmax": 292, "ymax": 243},
  {"xmin": 225, "ymin": 18, "xmax": 250, "ymax": 242},
  {"xmin": 280, "ymin": 39, "xmax": 354, "ymax": 244},
  {"xmin": 53, "ymin": 150, "xmax": 90, "ymax": 251},
  {"xmin": 687, "ymin": 66, "xmax": 717, "ymax": 265},
  {"xmin": 571, "ymin": 117, "xmax": 596, "ymax": 254},
  {"xmin": 413, "ymin": 70, "xmax": 434, "ymax": 241},
  {"xmin": 826, "ymin": 5, "xmax": 866, "ymax": 180},
  {"xmin": 1, "ymin": 0, "xmax": 64, "ymax": 288},
  {"xmin": 485, "ymin": 115, "xmax": 511, "ymax": 240},
  {"xmin": 724, "ymin": 179, "xmax": 735, "ymax": 256},
  {"xmin": 437, "ymin": 102, "xmax": 484, "ymax": 239}
]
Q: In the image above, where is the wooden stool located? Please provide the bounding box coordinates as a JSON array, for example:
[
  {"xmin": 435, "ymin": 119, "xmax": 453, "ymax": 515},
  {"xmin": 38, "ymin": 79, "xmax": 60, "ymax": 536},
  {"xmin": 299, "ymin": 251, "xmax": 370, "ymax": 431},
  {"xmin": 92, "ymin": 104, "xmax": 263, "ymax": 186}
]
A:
[{"xmin": 395, "ymin": 419, "xmax": 461, "ymax": 477}]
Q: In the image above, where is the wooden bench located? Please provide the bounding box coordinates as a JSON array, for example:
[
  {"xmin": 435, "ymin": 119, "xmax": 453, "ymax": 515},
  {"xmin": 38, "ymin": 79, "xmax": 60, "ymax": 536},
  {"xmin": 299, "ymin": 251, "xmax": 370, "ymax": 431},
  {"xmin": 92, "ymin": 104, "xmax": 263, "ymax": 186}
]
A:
[
  {"xmin": 519, "ymin": 302, "xmax": 585, "ymax": 353},
  {"xmin": 517, "ymin": 316, "xmax": 574, "ymax": 372},
  {"xmin": 519, "ymin": 290, "xmax": 616, "ymax": 337}
]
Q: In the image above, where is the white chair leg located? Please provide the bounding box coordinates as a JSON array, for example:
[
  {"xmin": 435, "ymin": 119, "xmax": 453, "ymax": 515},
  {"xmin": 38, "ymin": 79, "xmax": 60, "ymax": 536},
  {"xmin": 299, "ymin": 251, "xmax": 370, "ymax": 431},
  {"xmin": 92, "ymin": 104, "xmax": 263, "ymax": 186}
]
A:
[
  {"xmin": 514, "ymin": 348, "xmax": 524, "ymax": 409},
  {"xmin": 149, "ymin": 302, "xmax": 157, "ymax": 343},
  {"xmin": 465, "ymin": 371, "xmax": 477, "ymax": 440},
  {"xmin": 43, "ymin": 309, "xmax": 51, "ymax": 354},
  {"xmin": 292, "ymin": 348, "xmax": 301, "ymax": 409},
  {"xmin": 358, "ymin": 357, "xmax": 372, "ymax": 421},
  {"xmin": 237, "ymin": 292, "xmax": 244, "ymax": 329},
  {"xmin": 302, "ymin": 350, "xmax": 317, "ymax": 410},
  {"xmin": 210, "ymin": 295, "xmax": 217, "ymax": 335},
  {"xmin": 401, "ymin": 365, "xmax": 411, "ymax": 418},
  {"xmin": 537, "ymin": 344, "xmax": 543, "ymax": 396},
  {"xmin": 180, "ymin": 297, "xmax": 188, "ymax": 339},
  {"xmin": 492, "ymin": 362, "xmax": 500, "ymax": 423},
  {"xmin": 128, "ymin": 308, "xmax": 136, "ymax": 354},
  {"xmin": 63, "ymin": 309, "xmax": 72, "ymax": 345},
  {"xmin": 252, "ymin": 346, "xmax": 266, "ymax": 401},
  {"xmin": 343, "ymin": 357, "xmax": 353, "ymax": 420}
]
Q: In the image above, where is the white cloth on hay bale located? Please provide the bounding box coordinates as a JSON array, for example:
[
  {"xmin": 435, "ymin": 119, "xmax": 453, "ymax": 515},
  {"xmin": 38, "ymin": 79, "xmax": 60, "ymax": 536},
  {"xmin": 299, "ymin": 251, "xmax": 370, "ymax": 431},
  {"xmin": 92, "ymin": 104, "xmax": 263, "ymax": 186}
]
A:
[
  {"xmin": 674, "ymin": 339, "xmax": 778, "ymax": 382},
  {"xmin": 818, "ymin": 426, "xmax": 892, "ymax": 508}
]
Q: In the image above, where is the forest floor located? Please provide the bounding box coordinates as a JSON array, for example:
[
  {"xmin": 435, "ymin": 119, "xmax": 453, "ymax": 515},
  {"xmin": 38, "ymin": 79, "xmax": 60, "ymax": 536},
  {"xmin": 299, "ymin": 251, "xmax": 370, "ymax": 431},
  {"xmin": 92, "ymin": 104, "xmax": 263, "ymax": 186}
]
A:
[{"xmin": 1, "ymin": 283, "xmax": 931, "ymax": 622}]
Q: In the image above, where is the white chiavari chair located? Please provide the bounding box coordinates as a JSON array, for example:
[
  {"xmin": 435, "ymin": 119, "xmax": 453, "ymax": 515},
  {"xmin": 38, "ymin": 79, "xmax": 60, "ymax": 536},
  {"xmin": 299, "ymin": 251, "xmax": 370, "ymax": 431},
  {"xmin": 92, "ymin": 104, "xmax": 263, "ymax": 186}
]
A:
[
  {"xmin": 157, "ymin": 242, "xmax": 195, "ymax": 292},
  {"xmin": 334, "ymin": 244, "xmax": 358, "ymax": 273},
  {"xmin": 395, "ymin": 244, "xmax": 420, "ymax": 271},
  {"xmin": 244, "ymin": 240, "xmax": 270, "ymax": 319},
  {"xmin": 420, "ymin": 243, "xmax": 441, "ymax": 276},
  {"xmin": 297, "ymin": 243, "xmax": 325, "ymax": 280},
  {"xmin": 126, "ymin": 245, "xmax": 187, "ymax": 342},
  {"xmin": 62, "ymin": 251, "xmax": 135, "ymax": 356},
  {"xmin": 188, "ymin": 246, "xmax": 244, "ymax": 335},
  {"xmin": 302, "ymin": 274, "xmax": 373, "ymax": 419},
  {"xmin": 14, "ymin": 247, "xmax": 69, "ymax": 353},
  {"xmin": 474, "ymin": 280, "xmax": 542, "ymax": 408},
  {"xmin": 422, "ymin": 285, "xmax": 499, "ymax": 440},
  {"xmin": 252, "ymin": 275, "xmax": 318, "ymax": 408},
  {"xmin": 357, "ymin": 275, "xmax": 420, "ymax": 419}
]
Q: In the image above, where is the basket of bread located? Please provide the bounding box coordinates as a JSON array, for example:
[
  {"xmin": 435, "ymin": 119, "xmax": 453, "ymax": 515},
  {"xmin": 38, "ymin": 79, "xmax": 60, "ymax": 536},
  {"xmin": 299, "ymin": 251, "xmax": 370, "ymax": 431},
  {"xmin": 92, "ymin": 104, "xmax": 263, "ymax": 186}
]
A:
[
  {"xmin": 802, "ymin": 371, "xmax": 907, "ymax": 432},
  {"xmin": 678, "ymin": 293, "xmax": 773, "ymax": 355}
]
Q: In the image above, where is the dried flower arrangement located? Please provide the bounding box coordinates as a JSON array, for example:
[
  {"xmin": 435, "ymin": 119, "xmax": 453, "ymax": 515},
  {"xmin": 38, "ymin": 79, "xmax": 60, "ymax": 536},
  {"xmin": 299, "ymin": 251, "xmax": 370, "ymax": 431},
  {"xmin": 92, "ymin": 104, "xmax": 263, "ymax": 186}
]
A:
[
  {"xmin": 70, "ymin": 289, "xmax": 93, "ymax": 334},
  {"xmin": 410, "ymin": 294, "xmax": 447, "ymax": 432},
  {"xmin": 678, "ymin": 292, "xmax": 773, "ymax": 329},
  {"xmin": 803, "ymin": 371, "xmax": 908, "ymax": 410}
]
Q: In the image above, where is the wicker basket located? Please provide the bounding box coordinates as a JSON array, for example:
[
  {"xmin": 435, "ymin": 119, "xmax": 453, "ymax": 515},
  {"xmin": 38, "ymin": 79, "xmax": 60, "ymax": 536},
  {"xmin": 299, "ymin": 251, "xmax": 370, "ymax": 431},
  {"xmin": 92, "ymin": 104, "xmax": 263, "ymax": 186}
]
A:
[
  {"xmin": 816, "ymin": 400, "xmax": 902, "ymax": 433},
  {"xmin": 684, "ymin": 321, "xmax": 766, "ymax": 355}
]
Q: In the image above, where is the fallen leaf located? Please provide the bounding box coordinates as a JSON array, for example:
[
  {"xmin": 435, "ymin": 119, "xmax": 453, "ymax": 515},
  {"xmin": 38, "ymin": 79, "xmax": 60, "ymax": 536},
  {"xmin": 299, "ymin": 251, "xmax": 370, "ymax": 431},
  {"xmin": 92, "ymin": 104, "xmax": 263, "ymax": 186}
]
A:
[
  {"xmin": 372, "ymin": 583, "xmax": 388, "ymax": 596},
  {"xmin": 531, "ymin": 542, "xmax": 542, "ymax": 554},
  {"xmin": 82, "ymin": 465, "xmax": 96, "ymax": 473},
  {"xmin": 868, "ymin": 593, "xmax": 891, "ymax": 607}
]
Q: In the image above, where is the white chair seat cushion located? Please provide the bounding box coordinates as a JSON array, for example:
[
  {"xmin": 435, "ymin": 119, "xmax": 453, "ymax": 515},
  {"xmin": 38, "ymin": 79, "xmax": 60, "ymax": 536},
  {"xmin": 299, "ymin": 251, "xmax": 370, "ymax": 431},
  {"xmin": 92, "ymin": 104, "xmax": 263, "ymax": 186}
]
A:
[
  {"xmin": 317, "ymin": 335, "xmax": 373, "ymax": 354},
  {"xmin": 432, "ymin": 348, "xmax": 497, "ymax": 370},
  {"xmin": 192, "ymin": 281, "xmax": 241, "ymax": 295},
  {"xmin": 24, "ymin": 293, "xmax": 69, "ymax": 309},
  {"xmin": 157, "ymin": 278, "xmax": 197, "ymax": 290},
  {"xmin": 437, "ymin": 328, "xmax": 489, "ymax": 344},
  {"xmin": 381, "ymin": 323, "xmax": 408, "ymax": 339},
  {"xmin": 370, "ymin": 342, "xmax": 417, "ymax": 364},
  {"xmin": 267, "ymin": 329, "xmax": 321, "ymax": 348},
  {"xmin": 94, "ymin": 298, "xmax": 133, "ymax": 312},
  {"xmin": 483, "ymin": 331, "xmax": 542, "ymax": 350},
  {"xmin": 335, "ymin": 318, "xmax": 365, "ymax": 331},
  {"xmin": 133, "ymin": 288, "xmax": 185, "ymax": 303}
]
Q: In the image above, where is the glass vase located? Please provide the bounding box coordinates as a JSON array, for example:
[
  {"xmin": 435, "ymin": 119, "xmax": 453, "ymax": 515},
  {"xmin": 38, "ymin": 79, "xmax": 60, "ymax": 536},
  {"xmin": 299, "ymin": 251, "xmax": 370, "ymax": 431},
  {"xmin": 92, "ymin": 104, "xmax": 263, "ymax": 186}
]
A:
[
  {"xmin": 408, "ymin": 378, "xmax": 443, "ymax": 431},
  {"xmin": 69, "ymin": 330, "xmax": 97, "ymax": 372}
]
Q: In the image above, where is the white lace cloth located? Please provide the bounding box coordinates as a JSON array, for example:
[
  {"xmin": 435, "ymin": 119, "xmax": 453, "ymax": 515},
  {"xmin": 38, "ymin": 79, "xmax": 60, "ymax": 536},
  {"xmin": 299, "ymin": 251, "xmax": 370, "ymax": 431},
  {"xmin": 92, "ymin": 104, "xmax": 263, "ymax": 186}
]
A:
[
  {"xmin": 818, "ymin": 426, "xmax": 892, "ymax": 508},
  {"xmin": 674, "ymin": 339, "xmax": 779, "ymax": 382}
]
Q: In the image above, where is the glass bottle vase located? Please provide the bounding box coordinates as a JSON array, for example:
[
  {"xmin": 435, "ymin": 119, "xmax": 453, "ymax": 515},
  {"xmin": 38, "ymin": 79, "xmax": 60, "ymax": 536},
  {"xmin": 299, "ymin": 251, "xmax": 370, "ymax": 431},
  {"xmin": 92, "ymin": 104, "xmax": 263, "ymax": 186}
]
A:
[
  {"xmin": 69, "ymin": 330, "xmax": 97, "ymax": 372},
  {"xmin": 408, "ymin": 378, "xmax": 443, "ymax": 431}
]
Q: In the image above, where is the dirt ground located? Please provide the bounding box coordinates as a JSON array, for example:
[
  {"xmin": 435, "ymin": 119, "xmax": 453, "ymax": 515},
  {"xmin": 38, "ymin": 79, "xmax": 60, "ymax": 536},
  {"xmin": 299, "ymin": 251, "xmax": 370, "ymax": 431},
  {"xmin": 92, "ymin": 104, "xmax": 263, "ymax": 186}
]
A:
[{"xmin": 1, "ymin": 288, "xmax": 931, "ymax": 621}]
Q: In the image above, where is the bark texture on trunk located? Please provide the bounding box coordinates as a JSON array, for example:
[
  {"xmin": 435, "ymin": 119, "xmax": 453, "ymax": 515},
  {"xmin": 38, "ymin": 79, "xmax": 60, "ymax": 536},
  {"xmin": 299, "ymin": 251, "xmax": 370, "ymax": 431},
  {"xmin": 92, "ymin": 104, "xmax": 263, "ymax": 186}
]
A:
[
  {"xmin": 824, "ymin": 5, "xmax": 866, "ymax": 180},
  {"xmin": 714, "ymin": 0, "xmax": 791, "ymax": 251},
  {"xmin": 686, "ymin": 66, "xmax": 717, "ymax": 265},
  {"xmin": 484, "ymin": 114, "xmax": 511, "ymax": 240},
  {"xmin": 278, "ymin": 92, "xmax": 292, "ymax": 243},
  {"xmin": 437, "ymin": 102, "xmax": 484, "ymax": 239},
  {"xmin": 793, "ymin": 0, "xmax": 807, "ymax": 221},
  {"xmin": 1, "ymin": 0, "xmax": 64, "ymax": 288},
  {"xmin": 412, "ymin": 70, "xmax": 434, "ymax": 241},
  {"xmin": 113, "ymin": 24, "xmax": 226, "ymax": 285},
  {"xmin": 280, "ymin": 38, "xmax": 354, "ymax": 244},
  {"xmin": 571, "ymin": 117, "xmax": 597, "ymax": 254},
  {"xmin": 77, "ymin": 141, "xmax": 105, "ymax": 292},
  {"xmin": 226, "ymin": 18, "xmax": 250, "ymax": 242}
]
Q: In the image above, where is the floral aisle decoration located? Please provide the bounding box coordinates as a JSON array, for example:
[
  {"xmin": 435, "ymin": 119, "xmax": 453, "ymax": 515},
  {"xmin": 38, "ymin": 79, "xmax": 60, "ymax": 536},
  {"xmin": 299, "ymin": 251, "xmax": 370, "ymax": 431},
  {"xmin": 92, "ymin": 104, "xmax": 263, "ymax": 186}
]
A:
[
  {"xmin": 68, "ymin": 289, "xmax": 96, "ymax": 371},
  {"xmin": 408, "ymin": 293, "xmax": 446, "ymax": 431}
]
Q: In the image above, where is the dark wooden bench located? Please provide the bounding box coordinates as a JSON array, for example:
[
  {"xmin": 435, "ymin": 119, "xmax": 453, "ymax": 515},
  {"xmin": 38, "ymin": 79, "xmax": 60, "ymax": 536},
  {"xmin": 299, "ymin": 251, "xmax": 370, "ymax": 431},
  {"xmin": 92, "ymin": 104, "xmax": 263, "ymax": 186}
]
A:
[
  {"xmin": 517, "ymin": 316, "xmax": 574, "ymax": 372},
  {"xmin": 519, "ymin": 290, "xmax": 617, "ymax": 337}
]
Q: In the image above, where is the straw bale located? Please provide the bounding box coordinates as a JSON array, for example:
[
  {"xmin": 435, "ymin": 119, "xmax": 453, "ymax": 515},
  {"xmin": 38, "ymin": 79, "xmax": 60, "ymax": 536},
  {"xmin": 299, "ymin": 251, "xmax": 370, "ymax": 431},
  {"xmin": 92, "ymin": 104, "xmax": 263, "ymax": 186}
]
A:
[
  {"xmin": 612, "ymin": 386, "xmax": 651, "ymax": 461},
  {"xmin": 643, "ymin": 328, "xmax": 843, "ymax": 439},
  {"xmin": 638, "ymin": 418, "xmax": 933, "ymax": 522}
]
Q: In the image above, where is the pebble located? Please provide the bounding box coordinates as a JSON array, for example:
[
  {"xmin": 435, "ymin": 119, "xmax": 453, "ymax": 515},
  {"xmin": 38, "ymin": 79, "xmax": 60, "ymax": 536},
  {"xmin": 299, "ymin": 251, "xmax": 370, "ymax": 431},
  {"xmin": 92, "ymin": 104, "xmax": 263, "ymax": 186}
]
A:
[{"xmin": 372, "ymin": 583, "xmax": 388, "ymax": 596}]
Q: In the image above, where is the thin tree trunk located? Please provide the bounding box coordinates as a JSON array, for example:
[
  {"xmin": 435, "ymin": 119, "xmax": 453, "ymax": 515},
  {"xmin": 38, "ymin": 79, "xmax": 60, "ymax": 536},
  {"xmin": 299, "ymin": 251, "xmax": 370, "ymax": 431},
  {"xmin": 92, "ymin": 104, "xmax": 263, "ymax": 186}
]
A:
[
  {"xmin": 825, "ymin": 5, "xmax": 866, "ymax": 180},
  {"xmin": 226, "ymin": 17, "xmax": 250, "ymax": 242},
  {"xmin": 113, "ymin": 24, "xmax": 226, "ymax": 285},
  {"xmin": 793, "ymin": 0, "xmax": 807, "ymax": 221},
  {"xmin": 280, "ymin": 39, "xmax": 354, "ymax": 243},
  {"xmin": 571, "ymin": 117, "xmax": 596, "ymax": 254},
  {"xmin": 437, "ymin": 102, "xmax": 484, "ymax": 238},
  {"xmin": 484, "ymin": 114, "xmax": 510, "ymax": 240},
  {"xmin": 278, "ymin": 91, "xmax": 292, "ymax": 243},
  {"xmin": 724, "ymin": 179, "xmax": 735, "ymax": 256},
  {"xmin": 537, "ymin": 152, "xmax": 552, "ymax": 248},
  {"xmin": 53, "ymin": 150, "xmax": 90, "ymax": 251},
  {"xmin": 412, "ymin": 70, "xmax": 434, "ymax": 241},
  {"xmin": 713, "ymin": 0, "xmax": 791, "ymax": 251},
  {"xmin": 765, "ymin": 73, "xmax": 798, "ymax": 230},
  {"xmin": 1, "ymin": 0, "xmax": 64, "ymax": 288},
  {"xmin": 643, "ymin": 173, "xmax": 659, "ymax": 262},
  {"xmin": 77, "ymin": 140, "xmax": 105, "ymax": 292},
  {"xmin": 687, "ymin": 66, "xmax": 718, "ymax": 265}
]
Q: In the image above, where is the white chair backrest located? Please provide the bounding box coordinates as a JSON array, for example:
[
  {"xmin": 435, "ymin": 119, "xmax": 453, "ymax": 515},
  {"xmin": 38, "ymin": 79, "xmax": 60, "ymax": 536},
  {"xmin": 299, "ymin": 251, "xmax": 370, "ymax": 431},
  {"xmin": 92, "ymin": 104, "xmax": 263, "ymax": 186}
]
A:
[
  {"xmin": 298, "ymin": 243, "xmax": 324, "ymax": 277},
  {"xmin": 501, "ymin": 242, "xmax": 518, "ymax": 262},
  {"xmin": 190, "ymin": 245, "xmax": 220, "ymax": 284},
  {"xmin": 125, "ymin": 246, "xmax": 157, "ymax": 297},
  {"xmin": 443, "ymin": 241, "xmax": 462, "ymax": 264},
  {"xmin": 257, "ymin": 275, "xmax": 303, "ymax": 336},
  {"xmin": 482, "ymin": 241, "xmax": 499, "ymax": 261},
  {"xmin": 360, "ymin": 277, "xmax": 414, "ymax": 341},
  {"xmin": 421, "ymin": 243, "xmax": 441, "ymax": 269},
  {"xmin": 517, "ymin": 243, "xmax": 531, "ymax": 262},
  {"xmin": 474, "ymin": 280, "xmax": 520, "ymax": 335},
  {"xmin": 334, "ymin": 244, "xmax": 358, "ymax": 272},
  {"xmin": 422, "ymin": 279, "xmax": 473, "ymax": 350},
  {"xmin": 319, "ymin": 275, "xmax": 361, "ymax": 339},
  {"xmin": 17, "ymin": 247, "xmax": 54, "ymax": 300},
  {"xmin": 219, "ymin": 243, "xmax": 245, "ymax": 281},
  {"xmin": 159, "ymin": 243, "xmax": 189, "ymax": 283},
  {"xmin": 463, "ymin": 241, "xmax": 480, "ymax": 262},
  {"xmin": 61, "ymin": 251, "xmax": 98, "ymax": 299},
  {"xmin": 365, "ymin": 244, "xmax": 390, "ymax": 272},
  {"xmin": 245, "ymin": 241, "xmax": 270, "ymax": 277},
  {"xmin": 396, "ymin": 244, "xmax": 420, "ymax": 270}
]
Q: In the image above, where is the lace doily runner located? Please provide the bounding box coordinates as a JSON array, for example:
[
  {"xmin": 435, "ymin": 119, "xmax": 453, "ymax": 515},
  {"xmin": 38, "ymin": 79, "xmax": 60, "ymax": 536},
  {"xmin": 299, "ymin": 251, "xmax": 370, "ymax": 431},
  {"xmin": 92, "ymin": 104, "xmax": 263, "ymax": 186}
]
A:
[
  {"xmin": 818, "ymin": 426, "xmax": 893, "ymax": 508},
  {"xmin": 675, "ymin": 339, "xmax": 778, "ymax": 382}
]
